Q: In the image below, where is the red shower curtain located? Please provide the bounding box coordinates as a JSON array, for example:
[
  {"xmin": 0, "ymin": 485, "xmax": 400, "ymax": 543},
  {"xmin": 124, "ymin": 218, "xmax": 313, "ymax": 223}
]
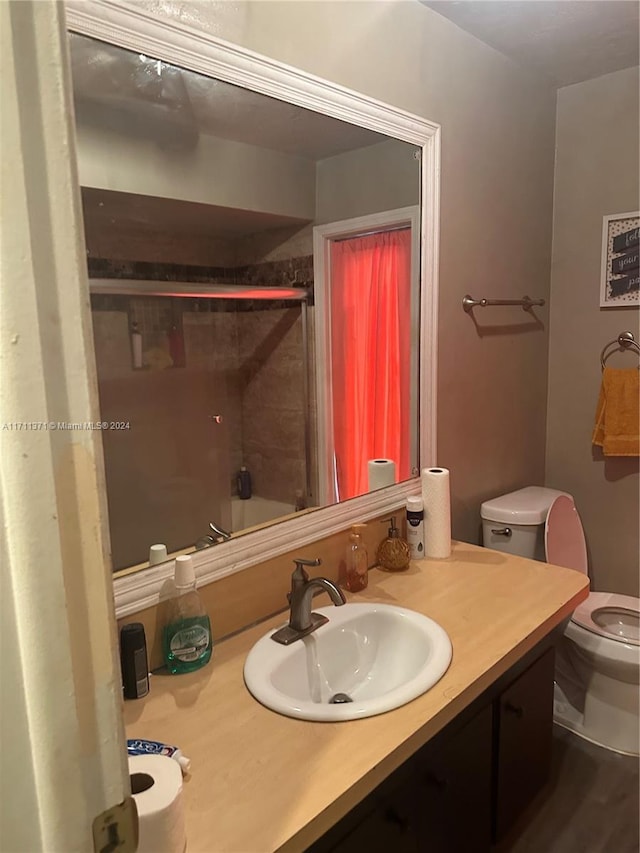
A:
[{"xmin": 330, "ymin": 228, "xmax": 412, "ymax": 500}]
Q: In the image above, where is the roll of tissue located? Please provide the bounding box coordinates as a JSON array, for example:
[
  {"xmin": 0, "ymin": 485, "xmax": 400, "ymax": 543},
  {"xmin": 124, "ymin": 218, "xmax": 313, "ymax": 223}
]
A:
[
  {"xmin": 128, "ymin": 754, "xmax": 186, "ymax": 853},
  {"xmin": 368, "ymin": 458, "xmax": 396, "ymax": 491},
  {"xmin": 421, "ymin": 467, "xmax": 451, "ymax": 559}
]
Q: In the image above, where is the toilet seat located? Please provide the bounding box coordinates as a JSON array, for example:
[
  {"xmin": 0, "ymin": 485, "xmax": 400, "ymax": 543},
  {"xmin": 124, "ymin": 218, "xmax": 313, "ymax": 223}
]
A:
[
  {"xmin": 572, "ymin": 592, "xmax": 640, "ymax": 647},
  {"xmin": 545, "ymin": 496, "xmax": 640, "ymax": 647}
]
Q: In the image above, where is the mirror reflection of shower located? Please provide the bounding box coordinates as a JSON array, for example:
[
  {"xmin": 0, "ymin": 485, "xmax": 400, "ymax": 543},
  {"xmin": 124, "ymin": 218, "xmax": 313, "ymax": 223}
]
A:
[{"xmin": 91, "ymin": 280, "xmax": 312, "ymax": 571}]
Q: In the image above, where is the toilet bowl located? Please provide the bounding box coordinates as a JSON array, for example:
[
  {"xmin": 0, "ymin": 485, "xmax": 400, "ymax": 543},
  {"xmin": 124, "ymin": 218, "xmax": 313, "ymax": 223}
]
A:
[{"xmin": 481, "ymin": 486, "xmax": 640, "ymax": 756}]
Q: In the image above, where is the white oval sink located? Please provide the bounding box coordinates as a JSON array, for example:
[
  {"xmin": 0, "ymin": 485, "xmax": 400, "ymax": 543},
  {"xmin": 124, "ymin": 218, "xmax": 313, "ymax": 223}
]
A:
[{"xmin": 243, "ymin": 603, "xmax": 452, "ymax": 721}]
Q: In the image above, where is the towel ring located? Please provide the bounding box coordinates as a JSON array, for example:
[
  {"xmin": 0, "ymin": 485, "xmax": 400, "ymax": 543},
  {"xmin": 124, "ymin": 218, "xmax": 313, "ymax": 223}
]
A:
[{"xmin": 600, "ymin": 331, "xmax": 640, "ymax": 370}]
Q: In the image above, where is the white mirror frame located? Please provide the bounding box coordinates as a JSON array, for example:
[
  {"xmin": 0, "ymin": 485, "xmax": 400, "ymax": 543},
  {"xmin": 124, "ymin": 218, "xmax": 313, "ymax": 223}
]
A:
[{"xmin": 65, "ymin": 0, "xmax": 440, "ymax": 619}]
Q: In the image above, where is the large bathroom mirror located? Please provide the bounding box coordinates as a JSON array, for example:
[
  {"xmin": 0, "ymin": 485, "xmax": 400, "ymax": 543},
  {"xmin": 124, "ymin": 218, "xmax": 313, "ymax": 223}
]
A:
[{"xmin": 66, "ymin": 1, "xmax": 439, "ymax": 607}]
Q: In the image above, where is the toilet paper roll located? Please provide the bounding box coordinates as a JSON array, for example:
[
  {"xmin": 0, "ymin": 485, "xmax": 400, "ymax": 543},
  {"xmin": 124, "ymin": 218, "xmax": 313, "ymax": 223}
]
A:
[
  {"xmin": 368, "ymin": 458, "xmax": 397, "ymax": 491},
  {"xmin": 421, "ymin": 467, "xmax": 451, "ymax": 559},
  {"xmin": 128, "ymin": 754, "xmax": 186, "ymax": 853}
]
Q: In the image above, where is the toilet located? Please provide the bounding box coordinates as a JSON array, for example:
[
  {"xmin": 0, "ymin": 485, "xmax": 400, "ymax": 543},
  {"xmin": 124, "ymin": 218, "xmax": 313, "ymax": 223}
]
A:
[{"xmin": 481, "ymin": 486, "xmax": 640, "ymax": 756}]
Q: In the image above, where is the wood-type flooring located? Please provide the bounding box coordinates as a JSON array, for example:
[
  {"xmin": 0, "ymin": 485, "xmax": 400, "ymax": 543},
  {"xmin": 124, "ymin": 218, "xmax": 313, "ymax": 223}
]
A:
[{"xmin": 496, "ymin": 725, "xmax": 639, "ymax": 853}]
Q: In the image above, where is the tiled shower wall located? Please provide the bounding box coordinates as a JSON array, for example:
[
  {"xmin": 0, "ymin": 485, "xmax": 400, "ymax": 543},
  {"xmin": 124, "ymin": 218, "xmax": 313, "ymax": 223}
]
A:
[{"xmin": 238, "ymin": 306, "xmax": 307, "ymax": 504}]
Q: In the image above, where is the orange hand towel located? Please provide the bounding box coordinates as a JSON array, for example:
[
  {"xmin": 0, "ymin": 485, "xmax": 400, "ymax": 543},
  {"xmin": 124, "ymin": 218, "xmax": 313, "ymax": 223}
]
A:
[{"xmin": 592, "ymin": 367, "xmax": 640, "ymax": 456}]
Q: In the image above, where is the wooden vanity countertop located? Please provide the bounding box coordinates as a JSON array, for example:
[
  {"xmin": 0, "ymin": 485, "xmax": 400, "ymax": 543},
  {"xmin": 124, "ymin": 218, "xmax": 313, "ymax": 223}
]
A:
[{"xmin": 123, "ymin": 541, "xmax": 589, "ymax": 853}]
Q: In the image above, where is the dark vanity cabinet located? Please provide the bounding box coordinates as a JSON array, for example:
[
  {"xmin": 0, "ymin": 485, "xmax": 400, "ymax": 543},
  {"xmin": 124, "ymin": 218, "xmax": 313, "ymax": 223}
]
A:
[
  {"xmin": 324, "ymin": 786, "xmax": 421, "ymax": 853},
  {"xmin": 493, "ymin": 647, "xmax": 555, "ymax": 842},
  {"xmin": 321, "ymin": 705, "xmax": 493, "ymax": 853},
  {"xmin": 308, "ymin": 645, "xmax": 555, "ymax": 853},
  {"xmin": 416, "ymin": 703, "xmax": 493, "ymax": 852}
]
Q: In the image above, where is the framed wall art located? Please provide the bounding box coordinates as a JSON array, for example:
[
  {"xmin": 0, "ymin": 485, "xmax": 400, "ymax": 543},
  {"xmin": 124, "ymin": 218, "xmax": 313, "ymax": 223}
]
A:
[{"xmin": 600, "ymin": 211, "xmax": 640, "ymax": 308}]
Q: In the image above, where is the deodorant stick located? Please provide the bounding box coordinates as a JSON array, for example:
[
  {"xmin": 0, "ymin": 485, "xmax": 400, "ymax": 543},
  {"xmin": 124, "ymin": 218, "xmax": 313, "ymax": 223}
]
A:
[{"xmin": 406, "ymin": 495, "xmax": 425, "ymax": 560}]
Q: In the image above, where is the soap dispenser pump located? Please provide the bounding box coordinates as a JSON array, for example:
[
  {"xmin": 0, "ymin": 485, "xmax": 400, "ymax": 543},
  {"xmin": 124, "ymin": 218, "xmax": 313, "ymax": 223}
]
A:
[{"xmin": 376, "ymin": 516, "xmax": 411, "ymax": 572}]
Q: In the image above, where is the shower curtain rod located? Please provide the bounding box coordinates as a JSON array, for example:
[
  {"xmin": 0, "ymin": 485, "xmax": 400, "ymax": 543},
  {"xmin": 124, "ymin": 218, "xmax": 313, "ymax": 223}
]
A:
[
  {"xmin": 333, "ymin": 223, "xmax": 411, "ymax": 242},
  {"xmin": 89, "ymin": 278, "xmax": 309, "ymax": 301}
]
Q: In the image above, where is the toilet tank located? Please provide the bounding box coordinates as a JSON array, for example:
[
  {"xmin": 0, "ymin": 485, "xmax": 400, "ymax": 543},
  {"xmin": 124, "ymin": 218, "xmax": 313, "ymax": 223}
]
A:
[{"xmin": 481, "ymin": 486, "xmax": 571, "ymax": 561}]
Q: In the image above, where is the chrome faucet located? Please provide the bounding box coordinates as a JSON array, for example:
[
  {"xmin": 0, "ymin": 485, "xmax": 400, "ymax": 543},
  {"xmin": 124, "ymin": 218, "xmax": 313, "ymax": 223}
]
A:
[
  {"xmin": 209, "ymin": 521, "xmax": 231, "ymax": 540},
  {"xmin": 271, "ymin": 557, "xmax": 346, "ymax": 645},
  {"xmin": 195, "ymin": 521, "xmax": 232, "ymax": 550}
]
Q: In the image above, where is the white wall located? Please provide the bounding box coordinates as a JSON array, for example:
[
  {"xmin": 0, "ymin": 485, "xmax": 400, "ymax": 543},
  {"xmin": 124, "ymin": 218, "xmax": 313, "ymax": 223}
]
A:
[{"xmin": 546, "ymin": 67, "xmax": 640, "ymax": 596}]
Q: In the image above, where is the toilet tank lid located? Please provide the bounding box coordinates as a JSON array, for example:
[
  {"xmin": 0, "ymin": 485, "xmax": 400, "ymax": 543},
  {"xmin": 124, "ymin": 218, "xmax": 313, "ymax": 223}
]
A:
[{"xmin": 481, "ymin": 486, "xmax": 571, "ymax": 525}]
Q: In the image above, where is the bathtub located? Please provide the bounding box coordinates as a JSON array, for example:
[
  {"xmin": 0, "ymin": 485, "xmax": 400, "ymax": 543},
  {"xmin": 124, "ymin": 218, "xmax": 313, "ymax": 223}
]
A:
[{"xmin": 231, "ymin": 496, "xmax": 296, "ymax": 532}]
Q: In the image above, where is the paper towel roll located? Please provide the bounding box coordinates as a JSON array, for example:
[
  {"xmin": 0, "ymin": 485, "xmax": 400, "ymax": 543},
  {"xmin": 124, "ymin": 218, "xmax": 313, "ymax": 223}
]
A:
[
  {"xmin": 368, "ymin": 458, "xmax": 396, "ymax": 491},
  {"xmin": 421, "ymin": 467, "xmax": 451, "ymax": 559},
  {"xmin": 129, "ymin": 754, "xmax": 186, "ymax": 853}
]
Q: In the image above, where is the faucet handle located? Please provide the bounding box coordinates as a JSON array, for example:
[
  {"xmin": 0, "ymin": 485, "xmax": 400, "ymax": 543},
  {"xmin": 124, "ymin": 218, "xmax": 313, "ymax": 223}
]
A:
[
  {"xmin": 287, "ymin": 557, "xmax": 322, "ymax": 603},
  {"xmin": 292, "ymin": 557, "xmax": 322, "ymax": 572}
]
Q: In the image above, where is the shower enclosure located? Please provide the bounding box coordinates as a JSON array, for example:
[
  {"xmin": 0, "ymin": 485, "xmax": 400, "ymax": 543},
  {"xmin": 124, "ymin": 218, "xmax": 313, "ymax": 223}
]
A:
[{"xmin": 90, "ymin": 279, "xmax": 311, "ymax": 571}]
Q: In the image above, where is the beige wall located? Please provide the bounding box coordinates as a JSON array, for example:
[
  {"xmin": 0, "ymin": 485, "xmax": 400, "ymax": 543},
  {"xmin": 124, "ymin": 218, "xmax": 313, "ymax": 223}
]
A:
[
  {"xmin": 235, "ymin": 223, "xmax": 314, "ymax": 263},
  {"xmin": 141, "ymin": 0, "xmax": 557, "ymax": 542},
  {"xmin": 76, "ymin": 119, "xmax": 317, "ymax": 219},
  {"xmin": 316, "ymin": 138, "xmax": 420, "ymax": 224},
  {"xmin": 546, "ymin": 67, "xmax": 640, "ymax": 596}
]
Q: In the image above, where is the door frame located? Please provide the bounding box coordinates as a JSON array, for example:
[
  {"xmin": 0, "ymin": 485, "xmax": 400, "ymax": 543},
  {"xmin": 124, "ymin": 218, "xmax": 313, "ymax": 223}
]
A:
[
  {"xmin": 313, "ymin": 206, "xmax": 421, "ymax": 505},
  {"xmin": 2, "ymin": 3, "xmax": 128, "ymax": 849}
]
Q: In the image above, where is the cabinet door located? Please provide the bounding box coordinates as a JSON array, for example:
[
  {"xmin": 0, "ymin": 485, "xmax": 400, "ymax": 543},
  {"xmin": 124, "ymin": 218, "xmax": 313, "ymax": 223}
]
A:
[
  {"xmin": 328, "ymin": 785, "xmax": 420, "ymax": 853},
  {"xmin": 494, "ymin": 647, "xmax": 555, "ymax": 841},
  {"xmin": 415, "ymin": 704, "xmax": 493, "ymax": 853}
]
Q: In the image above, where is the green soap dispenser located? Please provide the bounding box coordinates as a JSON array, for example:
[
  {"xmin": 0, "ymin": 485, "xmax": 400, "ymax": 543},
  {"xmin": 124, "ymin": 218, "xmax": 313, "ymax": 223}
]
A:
[
  {"xmin": 376, "ymin": 516, "xmax": 411, "ymax": 572},
  {"xmin": 163, "ymin": 555, "xmax": 212, "ymax": 674}
]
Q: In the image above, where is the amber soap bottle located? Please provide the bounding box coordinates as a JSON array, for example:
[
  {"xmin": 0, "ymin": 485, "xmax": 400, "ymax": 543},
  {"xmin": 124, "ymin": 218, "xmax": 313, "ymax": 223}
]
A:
[
  {"xmin": 376, "ymin": 516, "xmax": 411, "ymax": 572},
  {"xmin": 345, "ymin": 524, "xmax": 369, "ymax": 592}
]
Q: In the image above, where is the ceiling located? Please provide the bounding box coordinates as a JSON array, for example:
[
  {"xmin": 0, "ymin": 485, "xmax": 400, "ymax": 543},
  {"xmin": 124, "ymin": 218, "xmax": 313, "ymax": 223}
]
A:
[
  {"xmin": 71, "ymin": 33, "xmax": 389, "ymax": 240},
  {"xmin": 69, "ymin": 33, "xmax": 385, "ymax": 160},
  {"xmin": 422, "ymin": 1, "xmax": 640, "ymax": 87}
]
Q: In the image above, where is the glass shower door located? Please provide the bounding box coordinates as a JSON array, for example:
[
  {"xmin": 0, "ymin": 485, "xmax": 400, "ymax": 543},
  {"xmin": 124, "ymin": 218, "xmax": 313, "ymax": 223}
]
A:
[{"xmin": 94, "ymin": 305, "xmax": 231, "ymax": 571}]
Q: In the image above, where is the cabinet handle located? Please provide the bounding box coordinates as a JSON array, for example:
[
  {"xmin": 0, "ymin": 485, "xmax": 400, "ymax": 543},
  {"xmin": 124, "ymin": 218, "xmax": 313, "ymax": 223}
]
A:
[
  {"xmin": 384, "ymin": 806, "xmax": 410, "ymax": 833},
  {"xmin": 504, "ymin": 701, "xmax": 524, "ymax": 719}
]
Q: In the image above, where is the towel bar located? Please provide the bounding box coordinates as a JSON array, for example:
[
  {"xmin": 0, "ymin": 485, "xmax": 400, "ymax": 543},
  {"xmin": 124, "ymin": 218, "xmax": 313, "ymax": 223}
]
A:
[
  {"xmin": 462, "ymin": 294, "xmax": 546, "ymax": 313},
  {"xmin": 600, "ymin": 331, "xmax": 640, "ymax": 369}
]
